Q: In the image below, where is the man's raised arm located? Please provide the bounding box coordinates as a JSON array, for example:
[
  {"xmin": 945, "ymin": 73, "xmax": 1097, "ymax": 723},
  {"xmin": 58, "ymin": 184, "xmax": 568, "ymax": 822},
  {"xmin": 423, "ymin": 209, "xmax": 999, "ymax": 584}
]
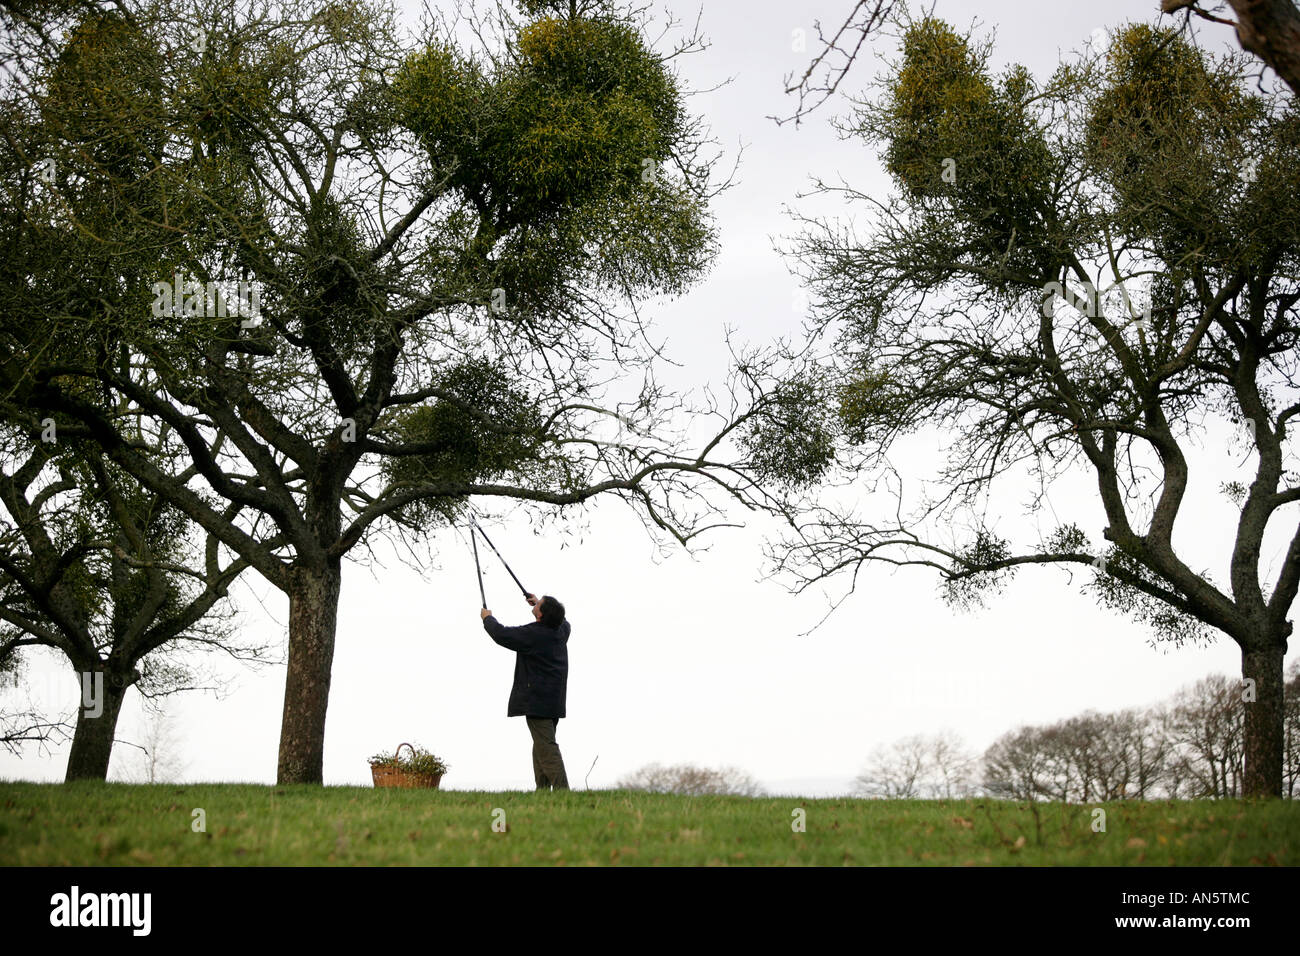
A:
[{"xmin": 480, "ymin": 609, "xmax": 538, "ymax": 653}]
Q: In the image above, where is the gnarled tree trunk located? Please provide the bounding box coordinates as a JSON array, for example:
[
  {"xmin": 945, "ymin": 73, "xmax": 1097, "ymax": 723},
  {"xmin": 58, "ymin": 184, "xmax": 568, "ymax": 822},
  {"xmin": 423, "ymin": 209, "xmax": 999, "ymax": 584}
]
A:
[
  {"xmin": 1242, "ymin": 640, "xmax": 1286, "ymax": 797},
  {"xmin": 276, "ymin": 561, "xmax": 342, "ymax": 784},
  {"xmin": 64, "ymin": 666, "xmax": 135, "ymax": 782}
]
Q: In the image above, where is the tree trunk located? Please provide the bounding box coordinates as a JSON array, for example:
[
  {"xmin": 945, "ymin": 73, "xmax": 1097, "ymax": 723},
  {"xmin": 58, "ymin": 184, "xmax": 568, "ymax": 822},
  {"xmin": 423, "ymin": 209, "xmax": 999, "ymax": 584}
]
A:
[
  {"xmin": 1242, "ymin": 641, "xmax": 1285, "ymax": 797},
  {"xmin": 276, "ymin": 561, "xmax": 342, "ymax": 784},
  {"xmin": 64, "ymin": 667, "xmax": 133, "ymax": 782}
]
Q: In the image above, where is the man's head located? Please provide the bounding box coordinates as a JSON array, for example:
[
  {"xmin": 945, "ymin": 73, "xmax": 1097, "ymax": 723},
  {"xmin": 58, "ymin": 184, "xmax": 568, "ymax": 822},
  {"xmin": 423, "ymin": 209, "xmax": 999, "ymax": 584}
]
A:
[{"xmin": 532, "ymin": 595, "xmax": 565, "ymax": 628}]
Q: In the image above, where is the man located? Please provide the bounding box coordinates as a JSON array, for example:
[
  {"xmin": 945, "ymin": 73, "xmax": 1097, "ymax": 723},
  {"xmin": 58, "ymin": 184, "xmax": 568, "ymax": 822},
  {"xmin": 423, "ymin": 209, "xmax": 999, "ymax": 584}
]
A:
[{"xmin": 480, "ymin": 592, "xmax": 571, "ymax": 790}]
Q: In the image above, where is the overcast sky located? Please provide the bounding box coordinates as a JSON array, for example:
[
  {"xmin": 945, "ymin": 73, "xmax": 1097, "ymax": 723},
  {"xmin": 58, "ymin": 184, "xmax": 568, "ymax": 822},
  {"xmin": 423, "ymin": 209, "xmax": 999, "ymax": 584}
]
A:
[{"xmin": 4, "ymin": 0, "xmax": 1294, "ymax": 795}]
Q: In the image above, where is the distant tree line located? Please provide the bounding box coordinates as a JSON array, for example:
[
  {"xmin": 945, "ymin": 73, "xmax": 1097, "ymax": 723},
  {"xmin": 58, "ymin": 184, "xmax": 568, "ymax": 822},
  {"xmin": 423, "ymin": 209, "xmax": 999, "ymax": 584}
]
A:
[
  {"xmin": 617, "ymin": 762, "xmax": 765, "ymax": 797},
  {"xmin": 855, "ymin": 665, "xmax": 1300, "ymax": 801}
]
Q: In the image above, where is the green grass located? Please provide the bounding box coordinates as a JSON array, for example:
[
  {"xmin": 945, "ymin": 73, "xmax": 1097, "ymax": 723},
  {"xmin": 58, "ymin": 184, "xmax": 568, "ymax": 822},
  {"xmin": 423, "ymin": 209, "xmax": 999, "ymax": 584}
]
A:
[{"xmin": 1, "ymin": 782, "xmax": 1295, "ymax": 865}]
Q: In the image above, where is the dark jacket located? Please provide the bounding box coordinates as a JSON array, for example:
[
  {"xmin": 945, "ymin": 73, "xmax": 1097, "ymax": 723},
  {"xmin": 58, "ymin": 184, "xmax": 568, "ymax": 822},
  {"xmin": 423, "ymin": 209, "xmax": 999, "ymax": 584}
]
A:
[{"xmin": 482, "ymin": 615, "xmax": 570, "ymax": 718}]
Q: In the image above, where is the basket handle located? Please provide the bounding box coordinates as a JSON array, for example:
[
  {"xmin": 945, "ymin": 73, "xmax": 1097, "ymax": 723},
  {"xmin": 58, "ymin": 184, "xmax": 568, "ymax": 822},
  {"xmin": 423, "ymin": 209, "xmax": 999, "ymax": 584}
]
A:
[{"xmin": 395, "ymin": 742, "xmax": 415, "ymax": 763}]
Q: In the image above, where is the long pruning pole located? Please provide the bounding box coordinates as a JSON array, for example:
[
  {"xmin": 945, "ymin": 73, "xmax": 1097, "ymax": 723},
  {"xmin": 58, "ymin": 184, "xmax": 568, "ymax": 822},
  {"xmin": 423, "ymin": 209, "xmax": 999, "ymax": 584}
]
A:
[
  {"xmin": 471, "ymin": 517, "xmax": 529, "ymax": 598},
  {"xmin": 470, "ymin": 527, "xmax": 487, "ymax": 609}
]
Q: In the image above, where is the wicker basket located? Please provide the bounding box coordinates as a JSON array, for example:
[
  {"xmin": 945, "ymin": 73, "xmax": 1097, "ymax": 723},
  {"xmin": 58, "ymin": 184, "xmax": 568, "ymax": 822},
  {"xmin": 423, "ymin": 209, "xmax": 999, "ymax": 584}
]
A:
[{"xmin": 370, "ymin": 741, "xmax": 444, "ymax": 789}]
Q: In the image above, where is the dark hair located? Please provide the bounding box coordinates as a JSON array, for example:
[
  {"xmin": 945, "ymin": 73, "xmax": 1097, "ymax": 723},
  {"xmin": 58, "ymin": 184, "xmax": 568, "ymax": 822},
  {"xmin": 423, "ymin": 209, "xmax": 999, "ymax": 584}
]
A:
[{"xmin": 539, "ymin": 595, "xmax": 565, "ymax": 628}]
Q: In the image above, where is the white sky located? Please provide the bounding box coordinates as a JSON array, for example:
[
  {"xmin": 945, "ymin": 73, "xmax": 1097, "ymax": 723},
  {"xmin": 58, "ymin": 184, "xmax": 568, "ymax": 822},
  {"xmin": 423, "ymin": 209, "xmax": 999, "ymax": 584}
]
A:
[{"xmin": 4, "ymin": 0, "xmax": 1295, "ymax": 795}]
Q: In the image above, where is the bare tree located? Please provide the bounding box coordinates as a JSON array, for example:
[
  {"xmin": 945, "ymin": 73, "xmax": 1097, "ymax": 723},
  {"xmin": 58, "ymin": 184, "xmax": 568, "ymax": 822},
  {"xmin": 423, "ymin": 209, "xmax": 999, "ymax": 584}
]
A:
[
  {"xmin": 1033, "ymin": 723, "xmax": 1081, "ymax": 803},
  {"xmin": 616, "ymin": 762, "xmax": 765, "ymax": 796},
  {"xmin": 928, "ymin": 729, "xmax": 979, "ymax": 799},
  {"xmin": 1117, "ymin": 706, "xmax": 1178, "ymax": 799},
  {"xmin": 982, "ymin": 726, "xmax": 1052, "ymax": 802},
  {"xmin": 113, "ymin": 701, "xmax": 187, "ymax": 783},
  {"xmin": 1165, "ymin": 675, "xmax": 1246, "ymax": 798},
  {"xmin": 984, "ymin": 709, "xmax": 1176, "ymax": 801},
  {"xmin": 854, "ymin": 730, "xmax": 978, "ymax": 798},
  {"xmin": 854, "ymin": 733, "xmax": 928, "ymax": 798},
  {"xmin": 1053, "ymin": 710, "xmax": 1172, "ymax": 801}
]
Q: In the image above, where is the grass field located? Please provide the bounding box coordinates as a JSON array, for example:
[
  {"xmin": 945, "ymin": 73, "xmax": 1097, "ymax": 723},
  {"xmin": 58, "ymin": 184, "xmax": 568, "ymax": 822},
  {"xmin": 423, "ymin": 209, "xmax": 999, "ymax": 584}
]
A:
[{"xmin": 1, "ymin": 782, "xmax": 1296, "ymax": 865}]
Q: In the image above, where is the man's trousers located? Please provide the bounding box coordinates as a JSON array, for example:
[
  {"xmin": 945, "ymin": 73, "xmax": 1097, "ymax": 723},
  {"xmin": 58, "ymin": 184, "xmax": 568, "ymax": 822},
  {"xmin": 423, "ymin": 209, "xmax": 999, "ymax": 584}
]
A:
[{"xmin": 525, "ymin": 715, "xmax": 570, "ymax": 790}]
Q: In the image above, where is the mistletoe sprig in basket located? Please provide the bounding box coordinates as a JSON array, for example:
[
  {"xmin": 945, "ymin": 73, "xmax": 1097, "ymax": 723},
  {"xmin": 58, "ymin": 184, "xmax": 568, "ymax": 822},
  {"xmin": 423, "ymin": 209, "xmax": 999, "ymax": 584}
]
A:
[{"xmin": 369, "ymin": 742, "xmax": 449, "ymax": 789}]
